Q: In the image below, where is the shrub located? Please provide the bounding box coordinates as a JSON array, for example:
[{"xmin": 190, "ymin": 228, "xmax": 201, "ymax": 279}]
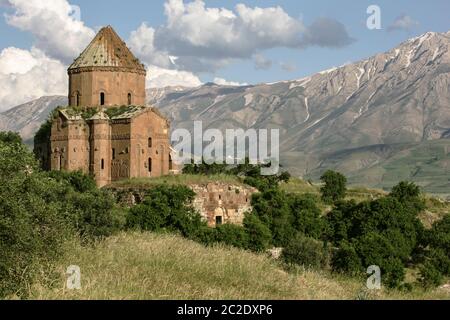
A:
[
  {"xmin": 419, "ymin": 261, "xmax": 444, "ymax": 288},
  {"xmin": 355, "ymin": 232, "xmax": 406, "ymax": 288},
  {"xmin": 49, "ymin": 170, "xmax": 97, "ymax": 193},
  {"xmin": 0, "ymin": 131, "xmax": 22, "ymax": 144},
  {"xmin": 243, "ymin": 214, "xmax": 272, "ymax": 252},
  {"xmin": 281, "ymin": 233, "xmax": 330, "ymax": 269},
  {"xmin": 288, "ymin": 193, "xmax": 326, "ymax": 239},
  {"xmin": 64, "ymin": 189, "xmax": 126, "ymax": 239},
  {"xmin": 251, "ymin": 188, "xmax": 295, "ymax": 247},
  {"xmin": 320, "ymin": 170, "xmax": 347, "ymax": 204},
  {"xmin": 331, "ymin": 242, "xmax": 363, "ymax": 275},
  {"xmin": 126, "ymin": 185, "xmax": 205, "ymax": 239},
  {"xmin": 0, "ymin": 141, "xmax": 71, "ymax": 297},
  {"xmin": 389, "ymin": 181, "xmax": 425, "ymax": 215},
  {"xmin": 214, "ymin": 224, "xmax": 249, "ymax": 249},
  {"xmin": 419, "ymin": 216, "xmax": 450, "ymax": 288}
]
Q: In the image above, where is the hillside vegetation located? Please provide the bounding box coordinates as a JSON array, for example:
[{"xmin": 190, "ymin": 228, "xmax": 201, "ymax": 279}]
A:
[
  {"xmin": 30, "ymin": 232, "xmax": 449, "ymax": 300},
  {"xmin": 1, "ymin": 133, "xmax": 449, "ymax": 300}
]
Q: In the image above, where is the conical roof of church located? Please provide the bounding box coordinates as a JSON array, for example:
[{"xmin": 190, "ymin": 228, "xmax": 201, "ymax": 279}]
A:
[{"xmin": 68, "ymin": 25, "xmax": 145, "ymax": 73}]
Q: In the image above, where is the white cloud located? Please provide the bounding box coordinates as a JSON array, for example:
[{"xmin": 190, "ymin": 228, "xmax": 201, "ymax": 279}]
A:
[
  {"xmin": 254, "ymin": 54, "xmax": 272, "ymax": 70},
  {"xmin": 146, "ymin": 65, "xmax": 202, "ymax": 88},
  {"xmin": 0, "ymin": 47, "xmax": 67, "ymax": 111},
  {"xmin": 148, "ymin": 0, "xmax": 353, "ymax": 72},
  {"xmin": 280, "ymin": 62, "xmax": 297, "ymax": 72},
  {"xmin": 388, "ymin": 15, "xmax": 419, "ymax": 32},
  {"xmin": 128, "ymin": 22, "xmax": 173, "ymax": 69},
  {"xmin": 213, "ymin": 77, "xmax": 248, "ymax": 86},
  {"xmin": 4, "ymin": 0, "xmax": 95, "ymax": 62}
]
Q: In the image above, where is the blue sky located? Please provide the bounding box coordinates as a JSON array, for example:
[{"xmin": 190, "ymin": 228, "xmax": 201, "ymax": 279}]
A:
[{"xmin": 0, "ymin": 0, "xmax": 449, "ymax": 110}]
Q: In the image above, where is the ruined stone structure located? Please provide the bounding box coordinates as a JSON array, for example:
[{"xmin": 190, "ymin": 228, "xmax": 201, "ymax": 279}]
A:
[
  {"xmin": 35, "ymin": 26, "xmax": 176, "ymax": 186},
  {"xmin": 109, "ymin": 182, "xmax": 258, "ymax": 227},
  {"xmin": 190, "ymin": 183, "xmax": 257, "ymax": 227}
]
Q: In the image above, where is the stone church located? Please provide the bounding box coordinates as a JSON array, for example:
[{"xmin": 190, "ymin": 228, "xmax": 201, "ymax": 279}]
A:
[{"xmin": 35, "ymin": 26, "xmax": 176, "ymax": 187}]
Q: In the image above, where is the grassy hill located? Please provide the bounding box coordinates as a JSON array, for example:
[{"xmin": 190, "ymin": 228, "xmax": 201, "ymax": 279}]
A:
[{"xmin": 29, "ymin": 232, "xmax": 449, "ymax": 300}]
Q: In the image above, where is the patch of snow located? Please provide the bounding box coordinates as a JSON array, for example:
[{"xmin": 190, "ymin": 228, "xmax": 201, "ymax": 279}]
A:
[
  {"xmin": 303, "ymin": 116, "xmax": 326, "ymax": 131},
  {"xmin": 244, "ymin": 94, "xmax": 254, "ymax": 106},
  {"xmin": 431, "ymin": 48, "xmax": 440, "ymax": 62},
  {"xmin": 405, "ymin": 50, "xmax": 414, "ymax": 68},
  {"xmin": 356, "ymin": 68, "xmax": 365, "ymax": 89},
  {"xmin": 319, "ymin": 67, "xmax": 338, "ymax": 75},
  {"xmin": 289, "ymin": 77, "xmax": 312, "ymax": 89},
  {"xmin": 303, "ymin": 97, "xmax": 310, "ymax": 123},
  {"xmin": 196, "ymin": 95, "xmax": 226, "ymax": 118}
]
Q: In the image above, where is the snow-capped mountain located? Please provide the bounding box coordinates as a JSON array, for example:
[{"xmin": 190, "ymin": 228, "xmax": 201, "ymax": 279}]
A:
[{"xmin": 1, "ymin": 31, "xmax": 449, "ymax": 195}]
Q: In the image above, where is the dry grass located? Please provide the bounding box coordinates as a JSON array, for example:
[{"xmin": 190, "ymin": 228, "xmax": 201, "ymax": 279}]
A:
[{"xmin": 29, "ymin": 232, "xmax": 449, "ymax": 300}]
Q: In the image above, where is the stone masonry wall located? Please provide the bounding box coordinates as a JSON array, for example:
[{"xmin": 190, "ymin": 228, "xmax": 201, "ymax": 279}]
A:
[{"xmin": 110, "ymin": 182, "xmax": 258, "ymax": 227}]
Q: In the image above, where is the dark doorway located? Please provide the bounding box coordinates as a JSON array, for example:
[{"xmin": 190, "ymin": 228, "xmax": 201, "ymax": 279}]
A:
[
  {"xmin": 148, "ymin": 158, "xmax": 152, "ymax": 173},
  {"xmin": 215, "ymin": 216, "xmax": 223, "ymax": 226},
  {"xmin": 100, "ymin": 92, "xmax": 105, "ymax": 105}
]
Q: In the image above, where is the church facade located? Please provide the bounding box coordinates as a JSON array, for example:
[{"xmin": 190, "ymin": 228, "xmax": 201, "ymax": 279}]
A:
[{"xmin": 35, "ymin": 26, "xmax": 176, "ymax": 187}]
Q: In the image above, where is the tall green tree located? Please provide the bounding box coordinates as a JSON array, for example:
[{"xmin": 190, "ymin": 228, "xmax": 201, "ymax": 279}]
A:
[{"xmin": 320, "ymin": 170, "xmax": 347, "ymax": 204}]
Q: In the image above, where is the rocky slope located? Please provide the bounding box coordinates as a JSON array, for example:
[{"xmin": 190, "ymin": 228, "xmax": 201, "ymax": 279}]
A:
[{"xmin": 1, "ymin": 31, "xmax": 449, "ymax": 195}]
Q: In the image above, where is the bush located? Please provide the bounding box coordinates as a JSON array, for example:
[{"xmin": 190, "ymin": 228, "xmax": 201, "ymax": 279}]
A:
[
  {"xmin": 320, "ymin": 170, "xmax": 347, "ymax": 204},
  {"xmin": 288, "ymin": 193, "xmax": 326, "ymax": 239},
  {"xmin": 49, "ymin": 170, "xmax": 97, "ymax": 193},
  {"xmin": 64, "ymin": 189, "xmax": 126, "ymax": 239},
  {"xmin": 214, "ymin": 224, "xmax": 248, "ymax": 249},
  {"xmin": 355, "ymin": 232, "xmax": 406, "ymax": 288},
  {"xmin": 126, "ymin": 185, "xmax": 205, "ymax": 239},
  {"xmin": 251, "ymin": 188, "xmax": 295, "ymax": 247},
  {"xmin": 0, "ymin": 131, "xmax": 22, "ymax": 144},
  {"xmin": 389, "ymin": 181, "xmax": 425, "ymax": 215},
  {"xmin": 0, "ymin": 141, "xmax": 71, "ymax": 297},
  {"xmin": 281, "ymin": 234, "xmax": 330, "ymax": 269},
  {"xmin": 331, "ymin": 241, "xmax": 363, "ymax": 275},
  {"xmin": 418, "ymin": 216, "xmax": 450, "ymax": 288},
  {"xmin": 419, "ymin": 261, "xmax": 444, "ymax": 288},
  {"xmin": 243, "ymin": 214, "xmax": 272, "ymax": 252}
]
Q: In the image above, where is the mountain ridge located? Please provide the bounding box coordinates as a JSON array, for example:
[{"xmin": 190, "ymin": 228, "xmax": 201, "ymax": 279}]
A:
[{"xmin": 1, "ymin": 30, "xmax": 449, "ymax": 196}]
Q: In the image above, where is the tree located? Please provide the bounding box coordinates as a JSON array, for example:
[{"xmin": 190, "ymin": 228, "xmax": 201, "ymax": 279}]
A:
[
  {"xmin": 126, "ymin": 185, "xmax": 205, "ymax": 239},
  {"xmin": 320, "ymin": 170, "xmax": 347, "ymax": 204},
  {"xmin": 250, "ymin": 188, "xmax": 295, "ymax": 247},
  {"xmin": 243, "ymin": 214, "xmax": 272, "ymax": 252},
  {"xmin": 281, "ymin": 233, "xmax": 330, "ymax": 269},
  {"xmin": 0, "ymin": 131, "xmax": 22, "ymax": 144},
  {"xmin": 214, "ymin": 224, "xmax": 249, "ymax": 249},
  {"xmin": 390, "ymin": 181, "xmax": 425, "ymax": 215},
  {"xmin": 288, "ymin": 193, "xmax": 326, "ymax": 240}
]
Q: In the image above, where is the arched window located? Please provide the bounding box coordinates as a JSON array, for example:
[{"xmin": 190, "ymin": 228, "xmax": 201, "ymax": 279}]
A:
[
  {"xmin": 148, "ymin": 158, "xmax": 152, "ymax": 173},
  {"xmin": 128, "ymin": 93, "xmax": 132, "ymax": 105},
  {"xmin": 101, "ymin": 159, "xmax": 105, "ymax": 170},
  {"xmin": 100, "ymin": 92, "xmax": 105, "ymax": 106},
  {"xmin": 148, "ymin": 137, "xmax": 152, "ymax": 148},
  {"xmin": 76, "ymin": 92, "xmax": 81, "ymax": 106}
]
